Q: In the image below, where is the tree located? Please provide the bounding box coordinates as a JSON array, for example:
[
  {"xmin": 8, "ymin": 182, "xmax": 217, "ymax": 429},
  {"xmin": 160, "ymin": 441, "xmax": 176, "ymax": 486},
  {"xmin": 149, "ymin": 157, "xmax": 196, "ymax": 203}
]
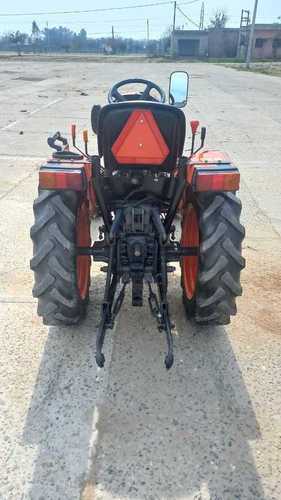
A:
[
  {"xmin": 9, "ymin": 31, "xmax": 28, "ymax": 55},
  {"xmin": 32, "ymin": 21, "xmax": 40, "ymax": 39},
  {"xmin": 79, "ymin": 29, "xmax": 87, "ymax": 41},
  {"xmin": 209, "ymin": 9, "xmax": 228, "ymax": 29},
  {"xmin": 73, "ymin": 29, "xmax": 87, "ymax": 50},
  {"xmin": 160, "ymin": 26, "xmax": 172, "ymax": 54}
]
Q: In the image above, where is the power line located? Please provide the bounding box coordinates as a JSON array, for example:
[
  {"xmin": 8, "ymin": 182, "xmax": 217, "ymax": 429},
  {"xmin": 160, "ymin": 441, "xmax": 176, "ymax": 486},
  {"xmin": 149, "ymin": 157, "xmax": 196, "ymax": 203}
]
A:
[
  {"xmin": 0, "ymin": 1, "xmax": 173, "ymax": 17},
  {"xmin": 176, "ymin": 5, "xmax": 200, "ymax": 28},
  {"xmin": 179, "ymin": 0, "xmax": 201, "ymax": 5},
  {"xmin": 0, "ymin": 17, "xmax": 163, "ymax": 26}
]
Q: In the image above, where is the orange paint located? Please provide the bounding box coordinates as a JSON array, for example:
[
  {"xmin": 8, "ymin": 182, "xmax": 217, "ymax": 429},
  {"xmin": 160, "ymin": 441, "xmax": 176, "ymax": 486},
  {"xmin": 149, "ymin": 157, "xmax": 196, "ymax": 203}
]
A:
[
  {"xmin": 112, "ymin": 109, "xmax": 169, "ymax": 165},
  {"xmin": 181, "ymin": 204, "xmax": 199, "ymax": 300},
  {"xmin": 76, "ymin": 200, "xmax": 91, "ymax": 300}
]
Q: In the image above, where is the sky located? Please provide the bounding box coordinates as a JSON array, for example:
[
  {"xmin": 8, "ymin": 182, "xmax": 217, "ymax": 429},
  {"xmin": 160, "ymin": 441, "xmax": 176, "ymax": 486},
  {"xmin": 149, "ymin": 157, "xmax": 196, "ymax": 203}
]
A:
[{"xmin": 0, "ymin": 0, "xmax": 279, "ymax": 39}]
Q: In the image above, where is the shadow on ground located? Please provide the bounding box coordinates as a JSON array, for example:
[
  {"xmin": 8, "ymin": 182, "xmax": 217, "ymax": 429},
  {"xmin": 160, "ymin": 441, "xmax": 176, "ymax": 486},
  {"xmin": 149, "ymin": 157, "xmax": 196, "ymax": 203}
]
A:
[{"xmin": 23, "ymin": 274, "xmax": 264, "ymax": 500}]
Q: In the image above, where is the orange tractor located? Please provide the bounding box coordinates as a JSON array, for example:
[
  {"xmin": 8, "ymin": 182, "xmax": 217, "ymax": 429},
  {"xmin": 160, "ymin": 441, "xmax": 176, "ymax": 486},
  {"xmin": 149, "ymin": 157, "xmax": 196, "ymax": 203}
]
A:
[{"xmin": 30, "ymin": 72, "xmax": 245, "ymax": 369}]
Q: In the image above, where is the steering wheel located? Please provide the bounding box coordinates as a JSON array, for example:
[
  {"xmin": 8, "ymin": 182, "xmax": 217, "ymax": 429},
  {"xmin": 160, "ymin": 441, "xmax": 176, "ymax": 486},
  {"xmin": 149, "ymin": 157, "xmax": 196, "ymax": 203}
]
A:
[{"xmin": 108, "ymin": 78, "xmax": 166, "ymax": 104}]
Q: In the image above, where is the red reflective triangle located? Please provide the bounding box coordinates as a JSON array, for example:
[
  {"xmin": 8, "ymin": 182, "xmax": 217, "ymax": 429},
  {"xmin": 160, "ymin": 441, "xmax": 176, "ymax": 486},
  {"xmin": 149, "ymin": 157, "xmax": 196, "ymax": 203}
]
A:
[{"xmin": 112, "ymin": 109, "xmax": 169, "ymax": 165}]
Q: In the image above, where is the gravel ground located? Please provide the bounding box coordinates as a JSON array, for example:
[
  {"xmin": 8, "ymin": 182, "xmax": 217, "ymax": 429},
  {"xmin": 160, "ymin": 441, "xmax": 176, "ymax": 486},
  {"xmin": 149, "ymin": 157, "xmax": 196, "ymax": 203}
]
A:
[{"xmin": 0, "ymin": 56, "xmax": 280, "ymax": 500}]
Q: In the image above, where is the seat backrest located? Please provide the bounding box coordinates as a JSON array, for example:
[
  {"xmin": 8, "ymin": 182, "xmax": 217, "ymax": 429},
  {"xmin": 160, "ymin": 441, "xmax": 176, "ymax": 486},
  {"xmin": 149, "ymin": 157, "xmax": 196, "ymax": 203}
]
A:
[{"xmin": 97, "ymin": 101, "xmax": 186, "ymax": 172}]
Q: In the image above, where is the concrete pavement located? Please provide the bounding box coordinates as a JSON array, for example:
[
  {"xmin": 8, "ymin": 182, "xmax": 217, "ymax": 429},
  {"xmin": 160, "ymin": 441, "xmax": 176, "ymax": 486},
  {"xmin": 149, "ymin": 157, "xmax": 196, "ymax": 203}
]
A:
[{"xmin": 0, "ymin": 56, "xmax": 280, "ymax": 500}]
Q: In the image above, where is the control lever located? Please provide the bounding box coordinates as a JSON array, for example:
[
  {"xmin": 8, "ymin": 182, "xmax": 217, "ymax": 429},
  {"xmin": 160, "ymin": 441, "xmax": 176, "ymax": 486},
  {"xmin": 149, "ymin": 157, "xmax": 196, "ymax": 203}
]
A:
[
  {"xmin": 201, "ymin": 126, "xmax": 206, "ymax": 146},
  {"xmin": 190, "ymin": 120, "xmax": 199, "ymax": 156},
  {"xmin": 189, "ymin": 121, "xmax": 207, "ymax": 157},
  {"xmin": 71, "ymin": 123, "xmax": 90, "ymax": 159},
  {"xmin": 193, "ymin": 126, "xmax": 207, "ymax": 155},
  {"xmin": 83, "ymin": 129, "xmax": 89, "ymax": 156}
]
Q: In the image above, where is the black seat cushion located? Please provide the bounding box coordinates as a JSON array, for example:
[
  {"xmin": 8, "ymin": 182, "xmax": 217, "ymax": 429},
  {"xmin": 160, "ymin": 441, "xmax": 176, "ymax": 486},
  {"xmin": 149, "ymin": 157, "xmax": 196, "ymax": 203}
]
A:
[{"xmin": 97, "ymin": 101, "xmax": 186, "ymax": 172}]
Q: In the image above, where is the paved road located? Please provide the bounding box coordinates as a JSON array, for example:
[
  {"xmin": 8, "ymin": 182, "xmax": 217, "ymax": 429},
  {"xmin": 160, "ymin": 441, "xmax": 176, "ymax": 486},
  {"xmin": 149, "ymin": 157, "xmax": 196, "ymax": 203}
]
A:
[{"xmin": 0, "ymin": 56, "xmax": 280, "ymax": 500}]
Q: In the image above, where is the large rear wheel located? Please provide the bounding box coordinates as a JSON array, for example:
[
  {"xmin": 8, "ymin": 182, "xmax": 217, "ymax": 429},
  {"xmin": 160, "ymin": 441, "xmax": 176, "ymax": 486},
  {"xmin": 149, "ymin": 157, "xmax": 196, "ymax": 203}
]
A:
[
  {"xmin": 181, "ymin": 192, "xmax": 245, "ymax": 325},
  {"xmin": 30, "ymin": 189, "xmax": 91, "ymax": 326}
]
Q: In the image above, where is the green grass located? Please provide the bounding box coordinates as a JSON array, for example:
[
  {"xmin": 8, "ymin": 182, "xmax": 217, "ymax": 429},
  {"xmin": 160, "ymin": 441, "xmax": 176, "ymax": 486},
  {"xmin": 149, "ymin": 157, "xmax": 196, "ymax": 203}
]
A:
[
  {"xmin": 220, "ymin": 62, "xmax": 281, "ymax": 78},
  {"xmin": 207, "ymin": 58, "xmax": 244, "ymax": 64}
]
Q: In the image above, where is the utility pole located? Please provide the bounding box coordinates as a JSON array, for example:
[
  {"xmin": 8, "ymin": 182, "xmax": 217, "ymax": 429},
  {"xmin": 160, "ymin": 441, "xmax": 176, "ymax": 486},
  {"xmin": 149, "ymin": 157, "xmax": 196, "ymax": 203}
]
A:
[
  {"xmin": 173, "ymin": 1, "xmax": 177, "ymax": 32},
  {"xmin": 199, "ymin": 2, "xmax": 205, "ymax": 30},
  {"xmin": 236, "ymin": 9, "xmax": 250, "ymax": 59},
  {"xmin": 146, "ymin": 19, "xmax": 150, "ymax": 56},
  {"xmin": 246, "ymin": 0, "xmax": 259, "ymax": 68},
  {"xmin": 46, "ymin": 21, "xmax": 50, "ymax": 53},
  {"xmin": 171, "ymin": 1, "xmax": 177, "ymax": 56},
  {"xmin": 111, "ymin": 25, "xmax": 115, "ymax": 54}
]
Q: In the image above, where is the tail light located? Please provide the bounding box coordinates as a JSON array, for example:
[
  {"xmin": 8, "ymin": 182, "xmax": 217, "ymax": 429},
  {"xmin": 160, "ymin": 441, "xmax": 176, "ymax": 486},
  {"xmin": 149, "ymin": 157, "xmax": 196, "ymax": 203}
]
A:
[
  {"xmin": 39, "ymin": 167, "xmax": 86, "ymax": 191},
  {"xmin": 195, "ymin": 171, "xmax": 240, "ymax": 192}
]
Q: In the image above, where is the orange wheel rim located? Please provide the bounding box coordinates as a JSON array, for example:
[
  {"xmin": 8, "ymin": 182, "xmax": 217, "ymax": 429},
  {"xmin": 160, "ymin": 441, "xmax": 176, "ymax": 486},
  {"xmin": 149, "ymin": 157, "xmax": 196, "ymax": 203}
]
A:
[
  {"xmin": 76, "ymin": 200, "xmax": 91, "ymax": 300},
  {"xmin": 181, "ymin": 204, "xmax": 199, "ymax": 300}
]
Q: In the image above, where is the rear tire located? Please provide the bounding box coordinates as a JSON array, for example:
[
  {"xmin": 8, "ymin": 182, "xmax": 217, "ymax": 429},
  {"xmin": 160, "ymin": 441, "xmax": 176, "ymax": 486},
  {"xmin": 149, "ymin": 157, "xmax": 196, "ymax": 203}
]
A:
[
  {"xmin": 30, "ymin": 189, "xmax": 91, "ymax": 326},
  {"xmin": 181, "ymin": 192, "xmax": 245, "ymax": 325}
]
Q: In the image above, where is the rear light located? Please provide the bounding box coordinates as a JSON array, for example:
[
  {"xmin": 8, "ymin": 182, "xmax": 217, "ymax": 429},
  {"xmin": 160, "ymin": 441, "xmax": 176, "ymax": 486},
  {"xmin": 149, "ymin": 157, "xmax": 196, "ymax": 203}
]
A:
[
  {"xmin": 195, "ymin": 171, "xmax": 240, "ymax": 192},
  {"xmin": 39, "ymin": 169, "xmax": 85, "ymax": 191}
]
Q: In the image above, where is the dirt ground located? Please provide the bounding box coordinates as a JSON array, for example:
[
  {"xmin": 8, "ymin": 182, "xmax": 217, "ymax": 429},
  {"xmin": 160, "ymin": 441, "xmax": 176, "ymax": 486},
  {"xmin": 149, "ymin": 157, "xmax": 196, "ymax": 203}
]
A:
[{"xmin": 0, "ymin": 55, "xmax": 281, "ymax": 500}]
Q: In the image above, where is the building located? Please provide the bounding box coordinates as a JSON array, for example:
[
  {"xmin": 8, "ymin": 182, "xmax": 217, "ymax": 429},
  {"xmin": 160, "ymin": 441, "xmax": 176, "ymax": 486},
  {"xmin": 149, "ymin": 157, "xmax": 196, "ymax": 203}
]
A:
[
  {"xmin": 252, "ymin": 24, "xmax": 281, "ymax": 59},
  {"xmin": 172, "ymin": 24, "xmax": 281, "ymax": 60},
  {"xmin": 208, "ymin": 28, "xmax": 239, "ymax": 58},
  {"xmin": 172, "ymin": 30, "xmax": 208, "ymax": 57}
]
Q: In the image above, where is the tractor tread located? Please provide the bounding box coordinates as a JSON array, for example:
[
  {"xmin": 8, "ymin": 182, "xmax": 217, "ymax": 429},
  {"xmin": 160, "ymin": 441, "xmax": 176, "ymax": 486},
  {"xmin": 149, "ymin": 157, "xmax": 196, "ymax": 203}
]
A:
[
  {"xmin": 221, "ymin": 205, "xmax": 245, "ymax": 236},
  {"xmin": 30, "ymin": 206, "xmax": 55, "ymax": 237},
  {"xmin": 201, "ymin": 222, "xmax": 227, "ymax": 254},
  {"xmin": 50, "ymin": 288, "xmax": 78, "ymax": 309},
  {"xmin": 197, "ymin": 287, "xmax": 225, "ymax": 309},
  {"xmin": 38, "ymin": 301, "xmax": 57, "ymax": 317},
  {"xmin": 195, "ymin": 311, "xmax": 221, "ymax": 324},
  {"xmin": 33, "ymin": 190, "xmax": 55, "ymax": 207},
  {"xmin": 224, "ymin": 191, "xmax": 242, "ymax": 208},
  {"xmin": 30, "ymin": 189, "xmax": 89, "ymax": 326},
  {"xmin": 199, "ymin": 255, "xmax": 228, "ymax": 285},
  {"xmin": 49, "ymin": 255, "xmax": 74, "ymax": 282},
  {"xmin": 201, "ymin": 195, "xmax": 225, "ymax": 222},
  {"xmin": 48, "ymin": 222, "xmax": 75, "ymax": 253},
  {"xmin": 182, "ymin": 191, "xmax": 245, "ymax": 326},
  {"xmin": 52, "ymin": 195, "xmax": 76, "ymax": 224},
  {"xmin": 222, "ymin": 238, "xmax": 246, "ymax": 268},
  {"xmin": 33, "ymin": 274, "xmax": 55, "ymax": 298},
  {"xmin": 30, "ymin": 240, "xmax": 54, "ymax": 270},
  {"xmin": 221, "ymin": 271, "xmax": 243, "ymax": 296},
  {"xmin": 54, "ymin": 312, "xmax": 81, "ymax": 324}
]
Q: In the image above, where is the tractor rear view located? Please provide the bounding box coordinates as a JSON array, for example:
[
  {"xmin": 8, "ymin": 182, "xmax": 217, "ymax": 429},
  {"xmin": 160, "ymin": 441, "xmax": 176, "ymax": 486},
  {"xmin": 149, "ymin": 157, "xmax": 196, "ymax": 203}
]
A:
[{"xmin": 30, "ymin": 72, "xmax": 245, "ymax": 370}]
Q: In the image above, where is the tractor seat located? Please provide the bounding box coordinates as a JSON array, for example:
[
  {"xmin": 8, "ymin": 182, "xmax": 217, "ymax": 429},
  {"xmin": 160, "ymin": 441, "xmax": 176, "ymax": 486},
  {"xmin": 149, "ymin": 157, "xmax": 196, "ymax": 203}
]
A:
[{"xmin": 97, "ymin": 101, "xmax": 186, "ymax": 172}]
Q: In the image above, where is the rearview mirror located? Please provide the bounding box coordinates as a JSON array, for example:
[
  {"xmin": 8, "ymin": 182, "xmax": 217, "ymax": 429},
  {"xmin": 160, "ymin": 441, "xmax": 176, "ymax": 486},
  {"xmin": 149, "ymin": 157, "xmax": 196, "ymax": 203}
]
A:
[{"xmin": 169, "ymin": 71, "xmax": 189, "ymax": 108}]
